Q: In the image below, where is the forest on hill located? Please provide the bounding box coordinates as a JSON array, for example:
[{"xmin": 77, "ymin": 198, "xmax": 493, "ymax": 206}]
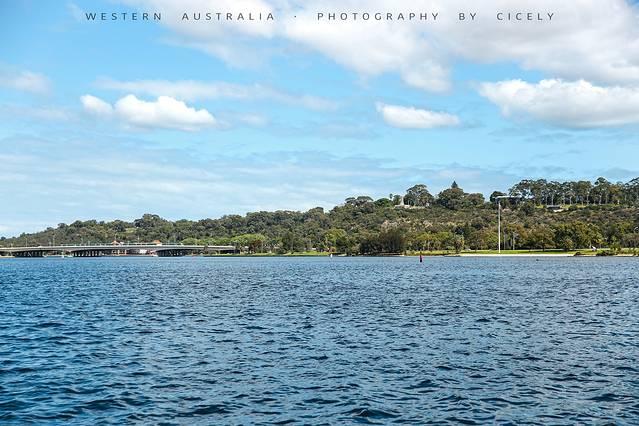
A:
[{"xmin": 2, "ymin": 177, "xmax": 639, "ymax": 254}]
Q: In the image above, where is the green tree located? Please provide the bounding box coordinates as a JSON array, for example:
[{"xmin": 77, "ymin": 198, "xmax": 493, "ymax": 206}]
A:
[
  {"xmin": 437, "ymin": 183, "xmax": 466, "ymax": 210},
  {"xmin": 466, "ymin": 193, "xmax": 485, "ymax": 207},
  {"xmin": 554, "ymin": 222, "xmax": 603, "ymax": 250},
  {"xmin": 324, "ymin": 228, "xmax": 350, "ymax": 253},
  {"xmin": 281, "ymin": 231, "xmax": 304, "ymax": 253},
  {"xmin": 345, "ymin": 196, "xmax": 374, "ymax": 207},
  {"xmin": 374, "ymin": 198, "xmax": 393, "ymax": 208},
  {"xmin": 404, "ymin": 184, "xmax": 434, "ymax": 207},
  {"xmin": 525, "ymin": 226, "xmax": 554, "ymax": 251}
]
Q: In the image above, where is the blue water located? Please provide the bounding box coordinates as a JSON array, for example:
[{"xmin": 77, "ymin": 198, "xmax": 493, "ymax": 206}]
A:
[{"xmin": 1, "ymin": 256, "xmax": 638, "ymax": 424}]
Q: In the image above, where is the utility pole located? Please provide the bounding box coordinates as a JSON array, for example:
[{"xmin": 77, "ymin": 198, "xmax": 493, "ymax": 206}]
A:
[
  {"xmin": 498, "ymin": 200, "xmax": 501, "ymax": 253},
  {"xmin": 494, "ymin": 195, "xmax": 510, "ymax": 254}
]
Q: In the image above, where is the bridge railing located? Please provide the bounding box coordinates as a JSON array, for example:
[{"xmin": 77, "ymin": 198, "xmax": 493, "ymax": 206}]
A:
[{"xmin": 0, "ymin": 244, "xmax": 236, "ymax": 251}]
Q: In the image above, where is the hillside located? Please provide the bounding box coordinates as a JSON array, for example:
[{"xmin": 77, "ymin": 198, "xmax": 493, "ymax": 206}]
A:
[{"xmin": 3, "ymin": 178, "xmax": 638, "ymax": 254}]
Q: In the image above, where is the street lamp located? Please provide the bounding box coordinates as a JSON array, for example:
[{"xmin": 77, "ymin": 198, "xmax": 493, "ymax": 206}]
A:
[{"xmin": 494, "ymin": 195, "xmax": 511, "ymax": 254}]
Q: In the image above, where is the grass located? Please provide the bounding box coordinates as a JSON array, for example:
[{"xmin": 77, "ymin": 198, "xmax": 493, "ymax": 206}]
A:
[
  {"xmin": 406, "ymin": 249, "xmax": 575, "ymax": 256},
  {"xmin": 209, "ymin": 248, "xmax": 638, "ymax": 257},
  {"xmin": 462, "ymin": 249, "xmax": 582, "ymax": 255},
  {"xmin": 410, "ymin": 248, "xmax": 639, "ymax": 256}
]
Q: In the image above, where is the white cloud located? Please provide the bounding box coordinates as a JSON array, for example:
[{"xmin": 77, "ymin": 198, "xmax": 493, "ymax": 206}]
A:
[
  {"xmin": 95, "ymin": 78, "xmax": 337, "ymax": 111},
  {"xmin": 0, "ymin": 69, "xmax": 50, "ymax": 94},
  {"xmin": 285, "ymin": 14, "xmax": 449, "ymax": 92},
  {"xmin": 376, "ymin": 102, "xmax": 460, "ymax": 129},
  {"xmin": 479, "ymin": 79, "xmax": 639, "ymax": 128},
  {"xmin": 80, "ymin": 94, "xmax": 216, "ymax": 131},
  {"xmin": 115, "ymin": 95, "xmax": 216, "ymax": 130},
  {"xmin": 81, "ymin": 94, "xmax": 113, "ymax": 115},
  {"xmin": 123, "ymin": 0, "xmax": 639, "ymax": 91}
]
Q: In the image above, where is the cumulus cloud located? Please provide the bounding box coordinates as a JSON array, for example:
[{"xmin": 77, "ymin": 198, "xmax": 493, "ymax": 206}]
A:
[
  {"xmin": 479, "ymin": 79, "xmax": 639, "ymax": 128},
  {"xmin": 376, "ymin": 102, "xmax": 460, "ymax": 129},
  {"xmin": 81, "ymin": 94, "xmax": 113, "ymax": 115},
  {"xmin": 81, "ymin": 94, "xmax": 216, "ymax": 131},
  {"xmin": 0, "ymin": 68, "xmax": 51, "ymax": 94},
  {"xmin": 123, "ymin": 0, "xmax": 639, "ymax": 91},
  {"xmin": 95, "ymin": 78, "xmax": 337, "ymax": 111},
  {"xmin": 285, "ymin": 13, "xmax": 449, "ymax": 92},
  {"xmin": 115, "ymin": 95, "xmax": 216, "ymax": 130}
]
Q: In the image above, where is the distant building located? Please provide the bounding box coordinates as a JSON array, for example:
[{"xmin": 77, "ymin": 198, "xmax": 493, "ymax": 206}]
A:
[
  {"xmin": 394, "ymin": 196, "xmax": 409, "ymax": 208},
  {"xmin": 394, "ymin": 195, "xmax": 427, "ymax": 209}
]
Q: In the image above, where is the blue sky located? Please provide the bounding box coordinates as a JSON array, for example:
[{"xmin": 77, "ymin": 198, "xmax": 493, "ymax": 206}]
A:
[{"xmin": 1, "ymin": 0, "xmax": 639, "ymax": 236}]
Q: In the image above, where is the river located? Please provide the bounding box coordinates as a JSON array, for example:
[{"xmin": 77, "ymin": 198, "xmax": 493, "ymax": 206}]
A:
[{"xmin": 1, "ymin": 256, "xmax": 637, "ymax": 424}]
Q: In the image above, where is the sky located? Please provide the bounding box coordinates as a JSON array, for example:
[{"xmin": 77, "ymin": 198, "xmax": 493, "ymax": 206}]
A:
[{"xmin": 1, "ymin": 0, "xmax": 639, "ymax": 236}]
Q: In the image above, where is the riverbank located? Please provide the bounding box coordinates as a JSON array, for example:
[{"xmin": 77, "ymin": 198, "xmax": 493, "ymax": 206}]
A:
[
  {"xmin": 410, "ymin": 249, "xmax": 638, "ymax": 257},
  {"xmin": 459, "ymin": 253, "xmax": 577, "ymax": 257},
  {"xmin": 206, "ymin": 249, "xmax": 637, "ymax": 257},
  {"xmin": 2, "ymin": 250, "xmax": 637, "ymax": 258}
]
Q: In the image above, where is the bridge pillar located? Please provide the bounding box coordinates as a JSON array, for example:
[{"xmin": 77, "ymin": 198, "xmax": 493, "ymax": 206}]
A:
[
  {"xmin": 156, "ymin": 249, "xmax": 191, "ymax": 257},
  {"xmin": 72, "ymin": 250, "xmax": 103, "ymax": 257},
  {"xmin": 14, "ymin": 251, "xmax": 44, "ymax": 258}
]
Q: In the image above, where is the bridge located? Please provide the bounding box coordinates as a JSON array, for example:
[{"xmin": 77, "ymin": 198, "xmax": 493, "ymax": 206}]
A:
[{"xmin": 0, "ymin": 243, "xmax": 236, "ymax": 258}]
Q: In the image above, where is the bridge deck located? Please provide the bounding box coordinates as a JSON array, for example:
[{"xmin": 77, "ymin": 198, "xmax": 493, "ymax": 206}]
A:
[{"xmin": 0, "ymin": 244, "xmax": 235, "ymax": 254}]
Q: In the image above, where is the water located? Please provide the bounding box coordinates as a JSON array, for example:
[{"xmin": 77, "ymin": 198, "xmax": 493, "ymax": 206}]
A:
[{"xmin": 0, "ymin": 256, "xmax": 638, "ymax": 424}]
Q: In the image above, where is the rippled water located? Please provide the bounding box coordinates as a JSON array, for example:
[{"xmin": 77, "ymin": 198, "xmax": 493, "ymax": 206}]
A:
[{"xmin": 1, "ymin": 256, "xmax": 638, "ymax": 424}]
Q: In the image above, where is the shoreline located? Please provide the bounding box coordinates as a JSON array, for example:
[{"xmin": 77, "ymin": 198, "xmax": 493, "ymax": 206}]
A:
[
  {"xmin": 2, "ymin": 252, "xmax": 637, "ymax": 259},
  {"xmin": 459, "ymin": 253, "xmax": 580, "ymax": 257}
]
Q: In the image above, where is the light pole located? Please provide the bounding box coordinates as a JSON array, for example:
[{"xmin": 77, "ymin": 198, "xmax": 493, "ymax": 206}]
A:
[{"xmin": 494, "ymin": 195, "xmax": 511, "ymax": 253}]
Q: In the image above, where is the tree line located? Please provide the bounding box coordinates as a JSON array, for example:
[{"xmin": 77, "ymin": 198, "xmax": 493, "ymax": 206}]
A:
[
  {"xmin": 2, "ymin": 177, "xmax": 638, "ymax": 255},
  {"xmin": 506, "ymin": 177, "xmax": 639, "ymax": 206}
]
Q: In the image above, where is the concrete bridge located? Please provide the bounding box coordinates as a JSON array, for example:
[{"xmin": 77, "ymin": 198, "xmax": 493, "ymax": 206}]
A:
[{"xmin": 0, "ymin": 243, "xmax": 236, "ymax": 258}]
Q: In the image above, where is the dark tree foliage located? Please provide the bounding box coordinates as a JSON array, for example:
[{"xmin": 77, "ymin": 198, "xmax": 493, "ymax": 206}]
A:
[
  {"xmin": 404, "ymin": 184, "xmax": 434, "ymax": 207},
  {"xmin": 359, "ymin": 229, "xmax": 406, "ymax": 255}
]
